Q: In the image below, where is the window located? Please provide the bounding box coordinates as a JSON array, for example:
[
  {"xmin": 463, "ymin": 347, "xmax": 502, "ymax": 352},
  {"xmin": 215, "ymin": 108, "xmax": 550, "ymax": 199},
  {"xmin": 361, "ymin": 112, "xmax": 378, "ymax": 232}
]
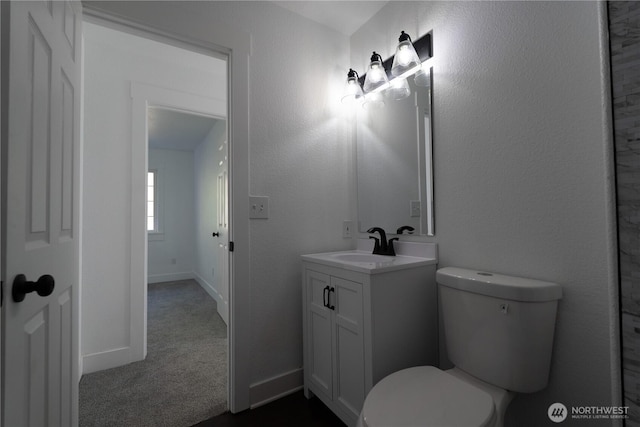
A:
[
  {"xmin": 147, "ymin": 166, "xmax": 164, "ymax": 241},
  {"xmin": 147, "ymin": 170, "xmax": 157, "ymax": 232}
]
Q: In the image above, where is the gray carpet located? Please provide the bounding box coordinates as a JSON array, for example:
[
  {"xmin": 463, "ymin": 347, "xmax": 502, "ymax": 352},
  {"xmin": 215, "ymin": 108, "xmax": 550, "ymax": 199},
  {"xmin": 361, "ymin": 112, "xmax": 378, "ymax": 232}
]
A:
[{"xmin": 80, "ymin": 280, "xmax": 228, "ymax": 427}]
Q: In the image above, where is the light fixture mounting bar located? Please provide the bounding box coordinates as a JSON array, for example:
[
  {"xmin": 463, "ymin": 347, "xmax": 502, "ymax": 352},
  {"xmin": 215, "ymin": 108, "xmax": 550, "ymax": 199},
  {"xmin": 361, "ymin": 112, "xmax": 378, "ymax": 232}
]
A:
[{"xmin": 358, "ymin": 31, "xmax": 432, "ymax": 87}]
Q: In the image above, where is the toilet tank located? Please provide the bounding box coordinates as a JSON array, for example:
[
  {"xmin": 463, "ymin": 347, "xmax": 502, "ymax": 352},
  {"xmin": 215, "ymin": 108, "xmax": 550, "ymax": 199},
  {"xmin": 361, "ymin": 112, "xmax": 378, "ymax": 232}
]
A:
[{"xmin": 436, "ymin": 267, "xmax": 562, "ymax": 393}]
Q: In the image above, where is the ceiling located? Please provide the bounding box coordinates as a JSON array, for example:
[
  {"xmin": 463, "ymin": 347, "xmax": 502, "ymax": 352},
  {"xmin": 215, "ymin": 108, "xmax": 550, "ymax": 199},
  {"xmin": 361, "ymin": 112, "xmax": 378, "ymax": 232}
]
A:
[
  {"xmin": 143, "ymin": 2, "xmax": 390, "ymax": 151},
  {"xmin": 272, "ymin": 1, "xmax": 388, "ymax": 36},
  {"xmin": 148, "ymin": 108, "xmax": 222, "ymax": 152}
]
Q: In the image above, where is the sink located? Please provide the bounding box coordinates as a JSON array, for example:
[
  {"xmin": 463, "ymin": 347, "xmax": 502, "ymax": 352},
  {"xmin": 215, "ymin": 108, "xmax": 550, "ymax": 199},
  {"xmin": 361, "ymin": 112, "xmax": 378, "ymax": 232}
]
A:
[
  {"xmin": 302, "ymin": 249, "xmax": 437, "ymax": 274},
  {"xmin": 330, "ymin": 253, "xmax": 394, "ymax": 263}
]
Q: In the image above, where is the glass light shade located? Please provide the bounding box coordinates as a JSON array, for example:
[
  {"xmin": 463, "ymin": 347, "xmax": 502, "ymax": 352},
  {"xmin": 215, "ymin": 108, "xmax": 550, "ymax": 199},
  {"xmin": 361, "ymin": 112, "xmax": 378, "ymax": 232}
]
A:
[
  {"xmin": 341, "ymin": 68, "xmax": 364, "ymax": 105},
  {"xmin": 362, "ymin": 91, "xmax": 385, "ymax": 110},
  {"xmin": 391, "ymin": 31, "xmax": 421, "ymax": 77},
  {"xmin": 363, "ymin": 52, "xmax": 389, "ymax": 93},
  {"xmin": 413, "ymin": 67, "xmax": 430, "ymax": 87},
  {"xmin": 387, "ymin": 78, "xmax": 411, "ymax": 100}
]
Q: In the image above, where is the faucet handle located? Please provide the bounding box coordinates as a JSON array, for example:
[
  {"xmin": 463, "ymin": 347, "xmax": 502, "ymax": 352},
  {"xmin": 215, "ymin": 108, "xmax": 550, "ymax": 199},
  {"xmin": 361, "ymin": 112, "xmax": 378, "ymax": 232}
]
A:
[{"xmin": 396, "ymin": 225, "xmax": 415, "ymax": 235}]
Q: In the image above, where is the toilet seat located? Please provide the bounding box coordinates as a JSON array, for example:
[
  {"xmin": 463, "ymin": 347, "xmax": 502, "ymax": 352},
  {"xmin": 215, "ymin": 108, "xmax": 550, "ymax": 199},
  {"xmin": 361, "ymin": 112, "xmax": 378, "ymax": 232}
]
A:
[{"xmin": 361, "ymin": 366, "xmax": 495, "ymax": 427}]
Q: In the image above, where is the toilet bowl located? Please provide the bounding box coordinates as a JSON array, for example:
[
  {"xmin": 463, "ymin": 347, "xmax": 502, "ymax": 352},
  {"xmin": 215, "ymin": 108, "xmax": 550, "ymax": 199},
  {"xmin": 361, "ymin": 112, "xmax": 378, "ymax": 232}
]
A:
[
  {"xmin": 356, "ymin": 366, "xmax": 513, "ymax": 427},
  {"xmin": 357, "ymin": 267, "xmax": 562, "ymax": 427}
]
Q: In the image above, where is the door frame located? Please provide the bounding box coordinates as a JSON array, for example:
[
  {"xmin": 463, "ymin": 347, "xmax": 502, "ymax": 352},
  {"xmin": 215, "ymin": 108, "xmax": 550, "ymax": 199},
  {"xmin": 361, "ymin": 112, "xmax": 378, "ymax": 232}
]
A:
[
  {"xmin": 81, "ymin": 6, "xmax": 251, "ymax": 413},
  {"xmin": 132, "ymin": 82, "xmax": 227, "ymax": 360},
  {"xmin": 0, "ymin": 0, "xmax": 4, "ymax": 415}
]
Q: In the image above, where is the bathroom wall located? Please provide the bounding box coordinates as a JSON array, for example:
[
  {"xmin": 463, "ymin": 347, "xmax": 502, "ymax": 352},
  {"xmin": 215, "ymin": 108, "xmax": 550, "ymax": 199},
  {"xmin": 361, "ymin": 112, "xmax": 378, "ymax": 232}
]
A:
[
  {"xmin": 351, "ymin": 2, "xmax": 619, "ymax": 426},
  {"xmin": 81, "ymin": 0, "xmax": 352, "ymax": 403},
  {"xmin": 193, "ymin": 120, "xmax": 227, "ymax": 320},
  {"xmin": 609, "ymin": 2, "xmax": 640, "ymax": 424},
  {"xmin": 82, "ymin": 22, "xmax": 226, "ymax": 372},
  {"xmin": 147, "ymin": 148, "xmax": 196, "ymax": 283}
]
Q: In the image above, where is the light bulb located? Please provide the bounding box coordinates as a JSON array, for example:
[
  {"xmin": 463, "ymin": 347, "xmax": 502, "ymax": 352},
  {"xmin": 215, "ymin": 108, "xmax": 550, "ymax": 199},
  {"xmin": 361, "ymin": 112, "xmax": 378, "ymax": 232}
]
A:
[
  {"xmin": 363, "ymin": 52, "xmax": 389, "ymax": 93},
  {"xmin": 341, "ymin": 68, "xmax": 364, "ymax": 105},
  {"xmin": 391, "ymin": 31, "xmax": 421, "ymax": 77}
]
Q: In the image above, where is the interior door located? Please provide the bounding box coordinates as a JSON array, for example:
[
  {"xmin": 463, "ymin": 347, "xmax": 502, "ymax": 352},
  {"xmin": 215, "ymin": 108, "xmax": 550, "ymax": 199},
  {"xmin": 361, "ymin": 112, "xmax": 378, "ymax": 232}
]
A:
[
  {"xmin": 2, "ymin": 1, "xmax": 82, "ymax": 426},
  {"xmin": 216, "ymin": 138, "xmax": 229, "ymax": 323}
]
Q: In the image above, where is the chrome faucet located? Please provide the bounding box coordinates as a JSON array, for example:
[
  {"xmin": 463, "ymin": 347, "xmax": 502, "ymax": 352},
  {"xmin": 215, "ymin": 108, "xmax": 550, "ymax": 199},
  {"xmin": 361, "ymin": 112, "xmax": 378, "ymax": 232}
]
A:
[{"xmin": 367, "ymin": 227, "xmax": 398, "ymax": 256}]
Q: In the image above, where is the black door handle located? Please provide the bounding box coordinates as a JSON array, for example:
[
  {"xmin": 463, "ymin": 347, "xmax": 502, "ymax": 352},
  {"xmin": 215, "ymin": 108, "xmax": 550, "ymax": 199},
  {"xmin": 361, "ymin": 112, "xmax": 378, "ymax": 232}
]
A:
[
  {"xmin": 323, "ymin": 286, "xmax": 329, "ymax": 308},
  {"xmin": 212, "ymin": 232, "xmax": 220, "ymax": 237},
  {"xmin": 12, "ymin": 274, "xmax": 55, "ymax": 302}
]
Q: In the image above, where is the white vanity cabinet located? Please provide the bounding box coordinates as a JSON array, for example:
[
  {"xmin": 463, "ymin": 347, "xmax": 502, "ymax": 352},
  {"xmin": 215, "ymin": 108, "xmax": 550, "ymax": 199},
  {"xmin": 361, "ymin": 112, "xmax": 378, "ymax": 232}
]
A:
[{"xmin": 302, "ymin": 249, "xmax": 438, "ymax": 427}]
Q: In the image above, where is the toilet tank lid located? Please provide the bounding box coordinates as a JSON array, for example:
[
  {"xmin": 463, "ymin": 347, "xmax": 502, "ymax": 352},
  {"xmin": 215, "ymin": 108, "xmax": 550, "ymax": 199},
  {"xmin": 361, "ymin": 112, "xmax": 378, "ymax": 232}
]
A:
[{"xmin": 437, "ymin": 267, "xmax": 563, "ymax": 302}]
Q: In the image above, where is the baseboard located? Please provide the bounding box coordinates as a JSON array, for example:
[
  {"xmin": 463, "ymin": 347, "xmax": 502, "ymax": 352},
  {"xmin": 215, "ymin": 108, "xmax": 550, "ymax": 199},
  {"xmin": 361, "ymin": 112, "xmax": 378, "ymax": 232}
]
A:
[
  {"xmin": 82, "ymin": 346, "xmax": 136, "ymax": 375},
  {"xmin": 193, "ymin": 271, "xmax": 221, "ymax": 302},
  {"xmin": 193, "ymin": 271, "xmax": 228, "ymax": 324},
  {"xmin": 249, "ymin": 368, "xmax": 304, "ymax": 409},
  {"xmin": 147, "ymin": 271, "xmax": 193, "ymax": 284}
]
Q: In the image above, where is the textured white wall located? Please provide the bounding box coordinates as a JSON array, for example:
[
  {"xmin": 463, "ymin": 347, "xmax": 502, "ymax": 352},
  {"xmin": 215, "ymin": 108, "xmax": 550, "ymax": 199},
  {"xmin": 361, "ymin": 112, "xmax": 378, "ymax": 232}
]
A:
[
  {"xmin": 218, "ymin": 2, "xmax": 353, "ymax": 387},
  {"xmin": 352, "ymin": 2, "xmax": 619, "ymax": 425},
  {"xmin": 82, "ymin": 2, "xmax": 352, "ymax": 394},
  {"xmin": 82, "ymin": 22, "xmax": 225, "ymax": 363},
  {"xmin": 147, "ymin": 148, "xmax": 195, "ymax": 283}
]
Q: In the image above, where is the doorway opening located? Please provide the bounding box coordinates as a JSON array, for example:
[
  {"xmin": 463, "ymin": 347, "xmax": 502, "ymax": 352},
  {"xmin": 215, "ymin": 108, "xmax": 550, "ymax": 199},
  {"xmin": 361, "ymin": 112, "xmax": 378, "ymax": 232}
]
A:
[{"xmin": 80, "ymin": 20, "xmax": 230, "ymax": 425}]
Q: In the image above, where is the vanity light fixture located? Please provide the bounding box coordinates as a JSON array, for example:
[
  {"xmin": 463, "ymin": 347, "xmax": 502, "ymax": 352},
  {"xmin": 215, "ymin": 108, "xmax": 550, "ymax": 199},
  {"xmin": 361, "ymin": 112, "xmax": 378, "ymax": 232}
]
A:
[
  {"xmin": 391, "ymin": 31, "xmax": 421, "ymax": 77},
  {"xmin": 363, "ymin": 51, "xmax": 390, "ymax": 93},
  {"xmin": 343, "ymin": 30, "xmax": 432, "ymax": 107},
  {"xmin": 341, "ymin": 68, "xmax": 364, "ymax": 105}
]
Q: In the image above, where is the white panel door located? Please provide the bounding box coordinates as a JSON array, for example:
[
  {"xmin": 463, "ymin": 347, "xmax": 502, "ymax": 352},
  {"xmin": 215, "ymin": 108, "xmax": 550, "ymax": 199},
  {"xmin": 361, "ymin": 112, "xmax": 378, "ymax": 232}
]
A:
[
  {"xmin": 216, "ymin": 137, "xmax": 229, "ymax": 323},
  {"xmin": 3, "ymin": 1, "xmax": 82, "ymax": 426}
]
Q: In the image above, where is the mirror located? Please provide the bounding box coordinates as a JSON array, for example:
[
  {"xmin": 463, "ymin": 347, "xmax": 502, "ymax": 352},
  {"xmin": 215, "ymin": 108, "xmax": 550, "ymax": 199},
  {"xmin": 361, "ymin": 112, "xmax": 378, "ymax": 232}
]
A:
[{"xmin": 356, "ymin": 66, "xmax": 434, "ymax": 236}]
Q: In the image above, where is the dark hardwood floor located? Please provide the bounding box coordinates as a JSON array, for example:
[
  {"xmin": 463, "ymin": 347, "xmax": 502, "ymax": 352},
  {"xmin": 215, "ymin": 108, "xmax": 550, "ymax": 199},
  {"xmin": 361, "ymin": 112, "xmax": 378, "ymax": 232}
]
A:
[{"xmin": 192, "ymin": 391, "xmax": 347, "ymax": 427}]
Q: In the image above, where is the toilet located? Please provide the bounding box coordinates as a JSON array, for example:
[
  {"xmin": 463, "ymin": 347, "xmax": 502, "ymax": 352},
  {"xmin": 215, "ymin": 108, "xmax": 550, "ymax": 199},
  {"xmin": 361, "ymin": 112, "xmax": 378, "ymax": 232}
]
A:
[{"xmin": 357, "ymin": 267, "xmax": 562, "ymax": 427}]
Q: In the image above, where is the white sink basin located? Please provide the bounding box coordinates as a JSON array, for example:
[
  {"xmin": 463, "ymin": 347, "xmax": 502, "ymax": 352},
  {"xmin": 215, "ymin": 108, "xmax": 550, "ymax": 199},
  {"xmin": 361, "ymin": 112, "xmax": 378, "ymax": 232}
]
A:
[
  {"xmin": 302, "ymin": 250, "xmax": 436, "ymax": 274},
  {"xmin": 330, "ymin": 253, "xmax": 394, "ymax": 263}
]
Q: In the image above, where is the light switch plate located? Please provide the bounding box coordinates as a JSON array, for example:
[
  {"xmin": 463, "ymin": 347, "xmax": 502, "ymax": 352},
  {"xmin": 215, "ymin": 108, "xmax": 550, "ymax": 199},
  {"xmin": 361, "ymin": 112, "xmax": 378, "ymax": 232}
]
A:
[{"xmin": 249, "ymin": 196, "xmax": 269, "ymax": 219}]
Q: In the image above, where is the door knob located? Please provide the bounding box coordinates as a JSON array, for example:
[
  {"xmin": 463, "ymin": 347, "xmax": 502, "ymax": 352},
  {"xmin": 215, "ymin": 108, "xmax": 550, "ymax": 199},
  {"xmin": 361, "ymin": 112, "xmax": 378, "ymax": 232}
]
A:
[
  {"xmin": 12, "ymin": 274, "xmax": 55, "ymax": 302},
  {"xmin": 212, "ymin": 232, "xmax": 220, "ymax": 237}
]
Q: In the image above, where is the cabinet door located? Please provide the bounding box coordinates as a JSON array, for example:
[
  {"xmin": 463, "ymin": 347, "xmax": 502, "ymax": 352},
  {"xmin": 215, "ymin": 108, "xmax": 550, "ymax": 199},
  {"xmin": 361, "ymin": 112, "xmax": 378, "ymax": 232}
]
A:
[
  {"xmin": 332, "ymin": 277, "xmax": 365, "ymax": 420},
  {"xmin": 306, "ymin": 270, "xmax": 333, "ymax": 399}
]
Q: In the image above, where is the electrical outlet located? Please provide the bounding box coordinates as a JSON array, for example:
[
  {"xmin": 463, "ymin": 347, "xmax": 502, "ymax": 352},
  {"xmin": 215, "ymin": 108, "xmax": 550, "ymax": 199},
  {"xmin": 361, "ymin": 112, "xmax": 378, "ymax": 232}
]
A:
[
  {"xmin": 410, "ymin": 200, "xmax": 421, "ymax": 218},
  {"xmin": 343, "ymin": 220, "xmax": 353, "ymax": 238},
  {"xmin": 249, "ymin": 196, "xmax": 269, "ymax": 219},
  {"xmin": 171, "ymin": 258, "xmax": 177, "ymax": 265}
]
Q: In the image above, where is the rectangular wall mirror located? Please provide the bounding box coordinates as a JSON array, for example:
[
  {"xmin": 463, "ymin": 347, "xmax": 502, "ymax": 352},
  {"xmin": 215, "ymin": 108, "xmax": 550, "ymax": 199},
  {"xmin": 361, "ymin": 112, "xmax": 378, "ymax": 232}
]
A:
[{"xmin": 356, "ymin": 66, "xmax": 434, "ymax": 236}]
